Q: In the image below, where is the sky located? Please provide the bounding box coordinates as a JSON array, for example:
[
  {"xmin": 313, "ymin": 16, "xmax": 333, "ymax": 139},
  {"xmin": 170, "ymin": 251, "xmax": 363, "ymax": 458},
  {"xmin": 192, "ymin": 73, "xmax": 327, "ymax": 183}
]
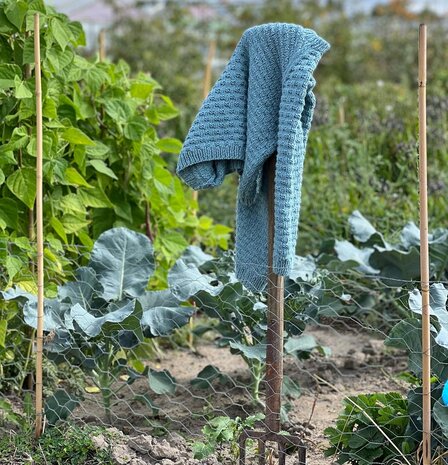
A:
[
  {"xmin": 46, "ymin": 0, "xmax": 448, "ymax": 46},
  {"xmin": 48, "ymin": 0, "xmax": 448, "ymax": 23}
]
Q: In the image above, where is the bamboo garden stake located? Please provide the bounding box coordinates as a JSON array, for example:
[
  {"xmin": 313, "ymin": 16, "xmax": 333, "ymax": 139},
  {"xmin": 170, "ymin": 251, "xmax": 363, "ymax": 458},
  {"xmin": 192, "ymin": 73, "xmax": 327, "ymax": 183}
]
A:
[
  {"xmin": 99, "ymin": 29, "xmax": 106, "ymax": 62},
  {"xmin": 418, "ymin": 23, "xmax": 431, "ymax": 465},
  {"xmin": 191, "ymin": 39, "xmax": 217, "ymax": 206},
  {"xmin": 34, "ymin": 13, "xmax": 45, "ymax": 439}
]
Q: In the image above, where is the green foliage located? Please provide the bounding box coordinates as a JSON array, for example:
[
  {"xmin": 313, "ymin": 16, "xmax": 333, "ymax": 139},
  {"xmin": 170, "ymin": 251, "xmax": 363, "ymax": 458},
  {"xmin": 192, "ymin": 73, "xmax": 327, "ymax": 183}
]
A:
[
  {"xmin": 169, "ymin": 248, "xmax": 327, "ymax": 407},
  {"xmin": 0, "ymin": 0, "xmax": 229, "ymax": 283},
  {"xmin": 0, "ymin": 395, "xmax": 32, "ymax": 429},
  {"xmin": 0, "ymin": 423, "xmax": 115, "ymax": 465},
  {"xmin": 2, "ymin": 228, "xmax": 193, "ymax": 422},
  {"xmin": 324, "ymin": 392, "xmax": 412, "ymax": 465},
  {"xmin": 198, "ymin": 81, "xmax": 448, "ymax": 252},
  {"xmin": 192, "ymin": 413, "xmax": 264, "ymax": 460},
  {"xmin": 0, "ymin": 0, "xmax": 229, "ymax": 394},
  {"xmin": 385, "ymin": 283, "xmax": 448, "ymax": 454},
  {"xmin": 305, "ymin": 210, "xmax": 448, "ymax": 329}
]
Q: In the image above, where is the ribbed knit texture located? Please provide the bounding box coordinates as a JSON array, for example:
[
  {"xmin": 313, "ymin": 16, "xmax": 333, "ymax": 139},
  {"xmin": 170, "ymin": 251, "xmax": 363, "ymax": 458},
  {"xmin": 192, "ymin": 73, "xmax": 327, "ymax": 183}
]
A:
[{"xmin": 177, "ymin": 23, "xmax": 330, "ymax": 292}]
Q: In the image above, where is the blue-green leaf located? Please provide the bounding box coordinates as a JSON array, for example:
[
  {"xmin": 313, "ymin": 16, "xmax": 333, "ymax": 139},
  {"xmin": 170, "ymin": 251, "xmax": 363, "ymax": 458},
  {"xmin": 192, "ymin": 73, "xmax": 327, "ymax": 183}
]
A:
[{"xmin": 89, "ymin": 228, "xmax": 155, "ymax": 301}]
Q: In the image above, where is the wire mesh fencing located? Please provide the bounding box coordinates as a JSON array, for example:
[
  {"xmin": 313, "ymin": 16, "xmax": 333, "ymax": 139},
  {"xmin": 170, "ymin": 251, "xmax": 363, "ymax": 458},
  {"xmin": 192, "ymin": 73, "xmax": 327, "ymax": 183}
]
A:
[{"xmin": 1, "ymin": 216, "xmax": 447, "ymax": 464}]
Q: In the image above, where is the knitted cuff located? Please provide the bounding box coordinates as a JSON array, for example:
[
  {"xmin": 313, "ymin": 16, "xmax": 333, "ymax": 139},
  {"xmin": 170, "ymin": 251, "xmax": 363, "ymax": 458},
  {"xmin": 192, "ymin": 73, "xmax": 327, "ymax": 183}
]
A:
[
  {"xmin": 176, "ymin": 145, "xmax": 245, "ymax": 190},
  {"xmin": 272, "ymin": 256, "xmax": 294, "ymax": 277}
]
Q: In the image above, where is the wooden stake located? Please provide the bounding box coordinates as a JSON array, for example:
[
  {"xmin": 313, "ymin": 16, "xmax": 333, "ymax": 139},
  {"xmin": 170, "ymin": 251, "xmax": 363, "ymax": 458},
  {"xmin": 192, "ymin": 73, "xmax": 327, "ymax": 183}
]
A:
[
  {"xmin": 191, "ymin": 39, "xmax": 217, "ymax": 206},
  {"xmin": 34, "ymin": 13, "xmax": 44, "ymax": 439},
  {"xmin": 418, "ymin": 23, "xmax": 431, "ymax": 465},
  {"xmin": 99, "ymin": 29, "xmax": 106, "ymax": 62},
  {"xmin": 202, "ymin": 39, "xmax": 216, "ymax": 100},
  {"xmin": 265, "ymin": 154, "xmax": 283, "ymax": 433}
]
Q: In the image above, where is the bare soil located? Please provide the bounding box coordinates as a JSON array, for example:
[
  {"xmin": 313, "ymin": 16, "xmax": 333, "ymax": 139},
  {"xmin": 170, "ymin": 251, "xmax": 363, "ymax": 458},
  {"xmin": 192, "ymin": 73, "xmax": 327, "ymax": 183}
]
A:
[{"xmin": 71, "ymin": 325, "xmax": 409, "ymax": 465}]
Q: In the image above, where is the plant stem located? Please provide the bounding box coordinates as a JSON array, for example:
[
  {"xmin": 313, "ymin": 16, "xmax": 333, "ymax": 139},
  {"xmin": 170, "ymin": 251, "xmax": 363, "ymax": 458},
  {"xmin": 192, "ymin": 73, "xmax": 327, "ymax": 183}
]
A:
[
  {"xmin": 145, "ymin": 201, "xmax": 154, "ymax": 241},
  {"xmin": 249, "ymin": 359, "xmax": 264, "ymax": 407}
]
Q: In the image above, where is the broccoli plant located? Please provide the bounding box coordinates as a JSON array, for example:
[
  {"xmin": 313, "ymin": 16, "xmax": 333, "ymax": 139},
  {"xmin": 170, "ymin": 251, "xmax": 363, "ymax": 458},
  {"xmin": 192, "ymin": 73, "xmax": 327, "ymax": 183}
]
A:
[
  {"xmin": 2, "ymin": 227, "xmax": 194, "ymax": 422},
  {"xmin": 168, "ymin": 249, "xmax": 327, "ymax": 407}
]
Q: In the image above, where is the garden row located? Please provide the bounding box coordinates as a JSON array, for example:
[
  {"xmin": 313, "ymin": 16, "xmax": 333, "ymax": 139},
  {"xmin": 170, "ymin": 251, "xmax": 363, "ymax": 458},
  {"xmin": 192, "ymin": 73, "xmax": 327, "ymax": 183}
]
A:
[{"xmin": 3, "ymin": 210, "xmax": 448, "ymax": 463}]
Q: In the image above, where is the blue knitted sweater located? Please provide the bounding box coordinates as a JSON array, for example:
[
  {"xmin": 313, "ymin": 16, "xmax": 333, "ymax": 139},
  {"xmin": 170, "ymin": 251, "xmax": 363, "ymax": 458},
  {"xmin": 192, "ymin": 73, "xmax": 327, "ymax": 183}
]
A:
[{"xmin": 177, "ymin": 23, "xmax": 330, "ymax": 292}]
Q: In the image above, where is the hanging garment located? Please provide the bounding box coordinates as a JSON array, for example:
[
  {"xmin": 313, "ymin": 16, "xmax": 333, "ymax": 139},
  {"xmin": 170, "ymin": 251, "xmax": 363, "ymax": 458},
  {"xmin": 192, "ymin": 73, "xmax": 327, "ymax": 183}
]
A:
[{"xmin": 176, "ymin": 23, "xmax": 330, "ymax": 292}]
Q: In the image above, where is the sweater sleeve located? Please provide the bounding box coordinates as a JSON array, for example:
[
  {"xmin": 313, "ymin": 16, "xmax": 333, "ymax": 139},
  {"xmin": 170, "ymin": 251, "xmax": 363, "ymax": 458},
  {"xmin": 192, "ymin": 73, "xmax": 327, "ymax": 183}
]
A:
[{"xmin": 176, "ymin": 38, "xmax": 249, "ymax": 190}]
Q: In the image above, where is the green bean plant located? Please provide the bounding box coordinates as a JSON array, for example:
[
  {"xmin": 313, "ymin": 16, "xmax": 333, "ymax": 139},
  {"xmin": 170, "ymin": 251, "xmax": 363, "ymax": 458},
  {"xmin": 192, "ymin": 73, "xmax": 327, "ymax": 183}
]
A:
[{"xmin": 0, "ymin": 0, "xmax": 230, "ymax": 392}]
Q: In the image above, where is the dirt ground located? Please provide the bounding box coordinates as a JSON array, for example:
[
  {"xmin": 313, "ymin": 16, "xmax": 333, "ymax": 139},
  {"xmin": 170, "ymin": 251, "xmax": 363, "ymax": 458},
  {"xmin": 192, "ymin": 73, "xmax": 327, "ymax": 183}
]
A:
[{"xmin": 71, "ymin": 325, "xmax": 409, "ymax": 465}]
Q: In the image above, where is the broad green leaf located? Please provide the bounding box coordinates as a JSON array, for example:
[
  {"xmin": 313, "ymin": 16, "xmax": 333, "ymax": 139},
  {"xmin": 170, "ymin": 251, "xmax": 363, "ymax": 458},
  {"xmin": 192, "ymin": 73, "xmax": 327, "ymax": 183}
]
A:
[
  {"xmin": 284, "ymin": 334, "xmax": 318, "ymax": 354},
  {"xmin": 103, "ymin": 99, "xmax": 132, "ymax": 124},
  {"xmin": 0, "ymin": 151, "xmax": 16, "ymax": 165},
  {"xmin": 159, "ymin": 232, "xmax": 188, "ymax": 257},
  {"xmin": 86, "ymin": 142, "xmax": 109, "ymax": 159},
  {"xmin": 45, "ymin": 390, "xmax": 80, "ymax": 426},
  {"xmin": 288, "ymin": 255, "xmax": 316, "ymax": 283},
  {"xmin": 88, "ymin": 159, "xmax": 118, "ymax": 180},
  {"xmin": 0, "ymin": 126, "xmax": 29, "ymax": 153},
  {"xmin": 133, "ymin": 394, "xmax": 159, "ymax": 414},
  {"xmin": 282, "ymin": 375, "xmax": 301, "ymax": 399},
  {"xmin": 156, "ymin": 95, "xmax": 179, "ymax": 120},
  {"xmin": 60, "ymin": 193, "xmax": 86, "ymax": 215},
  {"xmin": 349, "ymin": 210, "xmax": 386, "ymax": 246},
  {"xmin": 130, "ymin": 80, "xmax": 158, "ymax": 99},
  {"xmin": 22, "ymin": 35, "xmax": 35, "ymax": 64},
  {"xmin": 43, "ymin": 98, "xmax": 58, "ymax": 119},
  {"xmin": 192, "ymin": 442, "xmax": 215, "ymax": 460},
  {"xmin": 13, "ymin": 237, "xmax": 32, "ymax": 251},
  {"xmin": 89, "ymin": 228, "xmax": 155, "ymax": 300},
  {"xmin": 50, "ymin": 17, "xmax": 73, "ymax": 50},
  {"xmin": 83, "ymin": 65, "xmax": 110, "ymax": 93},
  {"xmin": 0, "ymin": 198, "xmax": 18, "ymax": 230},
  {"xmin": 61, "ymin": 214, "xmax": 90, "ymax": 234},
  {"xmin": 168, "ymin": 259, "xmax": 222, "ymax": 301},
  {"xmin": 70, "ymin": 300, "xmax": 136, "ymax": 337},
  {"xmin": 26, "ymin": 133, "xmax": 53, "ymax": 158},
  {"xmin": 68, "ymin": 21, "xmax": 86, "ymax": 47},
  {"xmin": 148, "ymin": 369, "xmax": 176, "ymax": 395},
  {"xmin": 229, "ymin": 341, "xmax": 266, "ymax": 361},
  {"xmin": 79, "ymin": 187, "xmax": 113, "ymax": 208},
  {"xmin": 62, "ymin": 127, "xmax": 95, "ymax": 146},
  {"xmin": 5, "ymin": 255, "xmax": 23, "ymax": 280},
  {"xmin": 28, "ymin": 0, "xmax": 47, "ymax": 14},
  {"xmin": 124, "ymin": 116, "xmax": 148, "ymax": 141},
  {"xmin": 178, "ymin": 246, "xmax": 213, "ymax": 268},
  {"xmin": 156, "ymin": 138, "xmax": 182, "ymax": 154},
  {"xmin": 5, "ymin": 0, "xmax": 27, "ymax": 31},
  {"xmin": 6, "ymin": 167, "xmax": 36, "ymax": 208},
  {"xmin": 14, "ymin": 75, "xmax": 33, "ymax": 99},
  {"xmin": 46, "ymin": 47, "xmax": 74, "ymax": 73},
  {"xmin": 434, "ymin": 400, "xmax": 448, "ymax": 438},
  {"xmin": 76, "ymin": 230, "xmax": 94, "ymax": 248},
  {"xmin": 63, "ymin": 167, "xmax": 92, "ymax": 188},
  {"xmin": 0, "ymin": 64, "xmax": 22, "ymax": 89},
  {"xmin": 0, "ymin": 169, "xmax": 4, "ymax": 185},
  {"xmin": 385, "ymin": 318, "xmax": 422, "ymax": 376},
  {"xmin": 50, "ymin": 217, "xmax": 68, "ymax": 244},
  {"xmin": 140, "ymin": 304, "xmax": 194, "ymax": 337},
  {"xmin": 113, "ymin": 202, "xmax": 133, "ymax": 222},
  {"xmin": 190, "ymin": 365, "xmax": 229, "ymax": 390}
]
